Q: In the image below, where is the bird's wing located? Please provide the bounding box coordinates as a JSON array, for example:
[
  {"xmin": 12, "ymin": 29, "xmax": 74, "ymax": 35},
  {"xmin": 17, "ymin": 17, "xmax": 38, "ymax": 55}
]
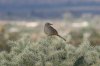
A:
[{"xmin": 49, "ymin": 26, "xmax": 58, "ymax": 35}]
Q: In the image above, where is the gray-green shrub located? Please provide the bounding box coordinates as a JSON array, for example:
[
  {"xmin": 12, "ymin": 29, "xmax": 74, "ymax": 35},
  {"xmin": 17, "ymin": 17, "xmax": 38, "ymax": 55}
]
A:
[{"xmin": 0, "ymin": 35, "xmax": 100, "ymax": 66}]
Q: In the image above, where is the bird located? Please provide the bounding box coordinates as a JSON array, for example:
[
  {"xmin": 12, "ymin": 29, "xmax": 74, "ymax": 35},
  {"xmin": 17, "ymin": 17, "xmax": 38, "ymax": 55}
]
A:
[{"xmin": 44, "ymin": 23, "xmax": 66, "ymax": 41}]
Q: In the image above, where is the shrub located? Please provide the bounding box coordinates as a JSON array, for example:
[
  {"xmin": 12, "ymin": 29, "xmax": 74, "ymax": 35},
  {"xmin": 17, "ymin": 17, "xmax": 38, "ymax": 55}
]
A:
[{"xmin": 0, "ymin": 35, "xmax": 100, "ymax": 66}]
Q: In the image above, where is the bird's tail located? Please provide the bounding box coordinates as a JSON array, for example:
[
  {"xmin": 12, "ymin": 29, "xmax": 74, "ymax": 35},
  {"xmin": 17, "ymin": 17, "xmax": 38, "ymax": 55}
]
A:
[{"xmin": 57, "ymin": 35, "xmax": 66, "ymax": 41}]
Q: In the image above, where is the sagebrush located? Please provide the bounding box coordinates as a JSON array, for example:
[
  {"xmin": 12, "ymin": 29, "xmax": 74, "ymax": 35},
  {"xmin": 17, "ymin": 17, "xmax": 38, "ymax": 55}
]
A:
[{"xmin": 0, "ymin": 35, "xmax": 100, "ymax": 66}]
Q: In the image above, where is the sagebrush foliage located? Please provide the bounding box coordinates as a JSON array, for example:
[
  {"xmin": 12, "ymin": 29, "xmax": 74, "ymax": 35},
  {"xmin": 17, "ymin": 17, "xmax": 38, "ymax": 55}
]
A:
[{"xmin": 0, "ymin": 35, "xmax": 100, "ymax": 66}]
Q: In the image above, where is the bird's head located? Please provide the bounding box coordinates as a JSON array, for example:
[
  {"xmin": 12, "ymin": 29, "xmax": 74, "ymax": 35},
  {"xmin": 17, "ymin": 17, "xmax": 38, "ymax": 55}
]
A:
[{"xmin": 45, "ymin": 23, "xmax": 53, "ymax": 26}]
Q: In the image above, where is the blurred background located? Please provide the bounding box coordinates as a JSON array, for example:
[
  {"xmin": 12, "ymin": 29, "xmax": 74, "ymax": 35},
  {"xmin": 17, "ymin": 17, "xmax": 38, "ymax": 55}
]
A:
[{"xmin": 0, "ymin": 0, "xmax": 100, "ymax": 51}]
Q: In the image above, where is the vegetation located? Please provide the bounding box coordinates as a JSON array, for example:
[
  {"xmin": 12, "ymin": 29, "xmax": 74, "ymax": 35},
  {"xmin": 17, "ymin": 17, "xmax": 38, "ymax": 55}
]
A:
[
  {"xmin": 0, "ymin": 18, "xmax": 100, "ymax": 66},
  {"xmin": 0, "ymin": 34, "xmax": 100, "ymax": 66}
]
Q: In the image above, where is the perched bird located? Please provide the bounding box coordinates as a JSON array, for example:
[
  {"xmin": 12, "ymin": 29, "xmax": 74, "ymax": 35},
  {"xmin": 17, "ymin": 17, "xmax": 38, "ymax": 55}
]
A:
[{"xmin": 44, "ymin": 23, "xmax": 66, "ymax": 41}]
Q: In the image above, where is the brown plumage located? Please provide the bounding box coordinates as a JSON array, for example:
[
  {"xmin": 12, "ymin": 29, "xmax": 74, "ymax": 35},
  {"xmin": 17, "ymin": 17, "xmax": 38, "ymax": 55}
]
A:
[{"xmin": 44, "ymin": 23, "xmax": 66, "ymax": 41}]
